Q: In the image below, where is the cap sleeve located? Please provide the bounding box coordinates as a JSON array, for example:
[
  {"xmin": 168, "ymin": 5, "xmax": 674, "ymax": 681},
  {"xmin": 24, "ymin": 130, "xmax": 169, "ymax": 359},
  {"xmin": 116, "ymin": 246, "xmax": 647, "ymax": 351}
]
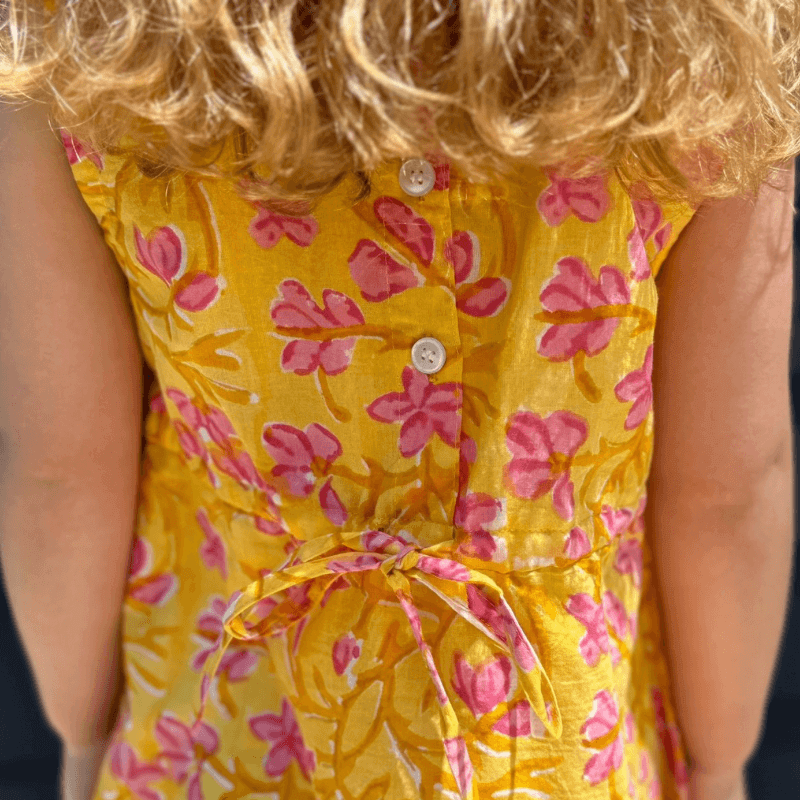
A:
[{"xmin": 648, "ymin": 198, "xmax": 699, "ymax": 281}]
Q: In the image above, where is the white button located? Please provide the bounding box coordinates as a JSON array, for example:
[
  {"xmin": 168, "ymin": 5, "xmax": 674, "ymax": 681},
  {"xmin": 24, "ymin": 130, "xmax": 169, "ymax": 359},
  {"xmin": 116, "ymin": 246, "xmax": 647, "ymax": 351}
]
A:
[
  {"xmin": 399, "ymin": 158, "xmax": 436, "ymax": 197},
  {"xmin": 411, "ymin": 337, "xmax": 446, "ymax": 374}
]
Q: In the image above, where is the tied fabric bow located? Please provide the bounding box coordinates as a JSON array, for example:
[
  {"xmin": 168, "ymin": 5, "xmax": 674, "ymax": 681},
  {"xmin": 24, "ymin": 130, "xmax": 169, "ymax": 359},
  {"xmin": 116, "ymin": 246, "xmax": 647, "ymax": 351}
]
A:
[{"xmin": 192, "ymin": 529, "xmax": 563, "ymax": 799}]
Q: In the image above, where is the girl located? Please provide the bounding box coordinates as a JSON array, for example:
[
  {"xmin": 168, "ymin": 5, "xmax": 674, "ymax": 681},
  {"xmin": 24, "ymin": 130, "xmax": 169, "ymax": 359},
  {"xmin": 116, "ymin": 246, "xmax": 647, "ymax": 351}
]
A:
[{"xmin": 0, "ymin": 2, "xmax": 798, "ymax": 799}]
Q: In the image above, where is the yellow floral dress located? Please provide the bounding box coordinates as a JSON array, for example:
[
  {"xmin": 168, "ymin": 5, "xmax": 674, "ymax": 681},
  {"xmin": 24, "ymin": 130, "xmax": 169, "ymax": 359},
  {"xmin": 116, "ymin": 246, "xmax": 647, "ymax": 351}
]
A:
[{"xmin": 64, "ymin": 130, "xmax": 698, "ymax": 800}]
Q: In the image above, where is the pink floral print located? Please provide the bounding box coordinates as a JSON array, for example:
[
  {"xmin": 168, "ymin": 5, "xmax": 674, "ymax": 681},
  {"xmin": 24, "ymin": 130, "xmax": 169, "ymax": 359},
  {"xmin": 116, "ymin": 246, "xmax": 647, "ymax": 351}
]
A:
[
  {"xmin": 454, "ymin": 491, "xmax": 506, "ymax": 561},
  {"xmin": 108, "ymin": 742, "xmax": 167, "ymax": 800},
  {"xmin": 565, "ymin": 590, "xmax": 629, "ymax": 668},
  {"xmin": 249, "ymin": 204, "xmax": 319, "ymax": 249},
  {"xmin": 154, "ymin": 713, "xmax": 218, "ymax": 783},
  {"xmin": 373, "ymin": 196, "xmax": 436, "ymax": 265},
  {"xmin": 366, "ymin": 366, "xmax": 462, "ymax": 457},
  {"xmin": 127, "ymin": 535, "xmax": 178, "ymax": 606},
  {"xmin": 538, "ymin": 257, "xmax": 631, "ymax": 361},
  {"xmin": 196, "ymin": 509, "xmax": 228, "ymax": 579},
  {"xmin": 191, "ymin": 596, "xmax": 259, "ymax": 681},
  {"xmin": 451, "ymin": 651, "xmax": 512, "ymax": 716},
  {"xmin": 580, "ymin": 689, "xmax": 624, "ymax": 785},
  {"xmin": 537, "ymin": 168, "xmax": 612, "ymax": 226},
  {"xmin": 615, "ymin": 345, "xmax": 655, "ymax": 429},
  {"xmin": 262, "ymin": 421, "xmax": 342, "ymax": 497},
  {"xmin": 332, "ymin": 633, "xmax": 361, "ymax": 675},
  {"xmin": 348, "ymin": 239, "xmax": 420, "ymax": 301},
  {"xmin": 250, "ymin": 697, "xmax": 316, "ymax": 779},
  {"xmin": 504, "ymin": 409, "xmax": 588, "ymax": 519},
  {"xmin": 270, "ymin": 279, "xmax": 365, "ymax": 375},
  {"xmin": 445, "ymin": 230, "xmax": 509, "ymax": 317},
  {"xmin": 563, "ymin": 526, "xmax": 592, "ymax": 559},
  {"xmin": 134, "ymin": 225, "xmax": 221, "ymax": 311}
]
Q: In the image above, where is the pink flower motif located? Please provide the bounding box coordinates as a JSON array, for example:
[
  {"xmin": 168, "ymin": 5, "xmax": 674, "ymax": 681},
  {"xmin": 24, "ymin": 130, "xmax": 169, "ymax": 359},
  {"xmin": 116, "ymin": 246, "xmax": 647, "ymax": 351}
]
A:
[
  {"xmin": 250, "ymin": 697, "xmax": 316, "ymax": 779},
  {"xmin": 455, "ymin": 491, "xmax": 503, "ymax": 533},
  {"xmin": 565, "ymin": 593, "xmax": 611, "ymax": 667},
  {"xmin": 108, "ymin": 742, "xmax": 168, "ymax": 800},
  {"xmin": 456, "ymin": 529, "xmax": 496, "ymax": 561},
  {"xmin": 538, "ymin": 256, "xmax": 631, "ymax": 361},
  {"xmin": 262, "ymin": 421, "xmax": 342, "ymax": 497},
  {"xmin": 628, "ymin": 187, "xmax": 693, "ymax": 281},
  {"xmin": 191, "ymin": 596, "xmax": 259, "ymax": 680},
  {"xmin": 444, "ymin": 230, "xmax": 509, "ymax": 317},
  {"xmin": 451, "ymin": 651, "xmax": 512, "ymax": 716},
  {"xmin": 456, "ymin": 276, "xmax": 509, "ymax": 317},
  {"xmin": 652, "ymin": 688, "xmax": 690, "ymax": 788},
  {"xmin": 601, "ymin": 504, "xmax": 637, "ymax": 538},
  {"xmin": 174, "ymin": 273, "xmax": 221, "ymax": 312},
  {"xmin": 537, "ymin": 168, "xmax": 612, "ymax": 226},
  {"xmin": 454, "ymin": 492, "xmax": 505, "ymax": 561},
  {"xmin": 248, "ymin": 204, "xmax": 319, "ymax": 248},
  {"xmin": 166, "ymin": 388, "xmax": 272, "ymax": 494},
  {"xmin": 133, "ymin": 226, "xmax": 220, "ymax": 311},
  {"xmin": 348, "ymin": 239, "xmax": 420, "ymax": 301},
  {"xmin": 615, "ymin": 345, "xmax": 654, "ymax": 429},
  {"xmin": 504, "ymin": 409, "xmax": 588, "ymax": 520},
  {"xmin": 563, "ymin": 527, "xmax": 592, "ymax": 559},
  {"xmin": 60, "ymin": 130, "xmax": 104, "ymax": 170},
  {"xmin": 580, "ymin": 689, "xmax": 624, "ymax": 786},
  {"xmin": 603, "ymin": 591, "xmax": 629, "ymax": 641},
  {"xmin": 134, "ymin": 225, "xmax": 186, "ymax": 285},
  {"xmin": 270, "ymin": 279, "xmax": 364, "ymax": 376},
  {"xmin": 332, "ymin": 633, "xmax": 361, "ymax": 675},
  {"xmin": 627, "ymin": 220, "xmax": 651, "ymax": 282},
  {"xmin": 209, "ymin": 449, "xmax": 270, "ymax": 493},
  {"xmin": 319, "ymin": 477, "xmax": 348, "ymax": 525},
  {"xmin": 366, "ymin": 366, "xmax": 462, "ymax": 458},
  {"xmin": 154, "ymin": 714, "xmax": 218, "ymax": 782},
  {"xmin": 632, "ymin": 194, "xmax": 672, "ymax": 252},
  {"xmin": 373, "ymin": 196, "xmax": 435, "ymax": 266},
  {"xmin": 127, "ymin": 536, "xmax": 178, "ymax": 606},
  {"xmin": 443, "ymin": 736, "xmax": 474, "ymax": 798},
  {"xmin": 196, "ymin": 509, "xmax": 228, "ymax": 579},
  {"xmin": 615, "ymin": 537, "xmax": 643, "ymax": 588}
]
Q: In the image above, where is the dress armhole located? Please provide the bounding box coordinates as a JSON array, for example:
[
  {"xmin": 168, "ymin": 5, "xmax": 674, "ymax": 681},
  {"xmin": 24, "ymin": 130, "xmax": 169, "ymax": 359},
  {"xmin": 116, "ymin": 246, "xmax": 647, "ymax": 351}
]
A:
[{"xmin": 649, "ymin": 200, "xmax": 699, "ymax": 281}]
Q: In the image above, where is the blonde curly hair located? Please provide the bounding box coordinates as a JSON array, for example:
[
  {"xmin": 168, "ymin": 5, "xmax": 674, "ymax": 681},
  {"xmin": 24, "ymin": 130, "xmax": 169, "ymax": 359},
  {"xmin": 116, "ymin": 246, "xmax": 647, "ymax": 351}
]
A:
[{"xmin": 1, "ymin": 0, "xmax": 799, "ymax": 215}]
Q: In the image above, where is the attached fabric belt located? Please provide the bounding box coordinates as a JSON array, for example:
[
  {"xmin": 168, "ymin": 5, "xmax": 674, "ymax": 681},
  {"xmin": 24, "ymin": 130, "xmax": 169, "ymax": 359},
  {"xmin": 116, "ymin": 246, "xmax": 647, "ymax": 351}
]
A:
[{"xmin": 191, "ymin": 529, "xmax": 563, "ymax": 799}]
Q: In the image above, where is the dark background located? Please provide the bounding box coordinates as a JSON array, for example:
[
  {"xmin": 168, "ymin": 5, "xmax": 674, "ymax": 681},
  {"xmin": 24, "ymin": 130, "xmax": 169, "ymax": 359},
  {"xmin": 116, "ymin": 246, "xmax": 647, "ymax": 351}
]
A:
[{"xmin": 1, "ymin": 167, "xmax": 799, "ymax": 799}]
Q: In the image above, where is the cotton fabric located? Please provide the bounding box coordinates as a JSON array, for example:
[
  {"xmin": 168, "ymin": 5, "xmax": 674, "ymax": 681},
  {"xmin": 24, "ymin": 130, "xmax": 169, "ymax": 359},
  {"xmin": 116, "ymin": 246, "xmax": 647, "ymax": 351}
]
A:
[{"xmin": 64, "ymin": 131, "xmax": 698, "ymax": 800}]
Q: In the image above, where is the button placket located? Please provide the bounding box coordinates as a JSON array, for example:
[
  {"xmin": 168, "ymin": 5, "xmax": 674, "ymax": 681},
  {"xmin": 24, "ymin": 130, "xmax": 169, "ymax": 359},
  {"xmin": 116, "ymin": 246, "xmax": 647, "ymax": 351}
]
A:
[{"xmin": 393, "ymin": 158, "xmax": 463, "ymax": 522}]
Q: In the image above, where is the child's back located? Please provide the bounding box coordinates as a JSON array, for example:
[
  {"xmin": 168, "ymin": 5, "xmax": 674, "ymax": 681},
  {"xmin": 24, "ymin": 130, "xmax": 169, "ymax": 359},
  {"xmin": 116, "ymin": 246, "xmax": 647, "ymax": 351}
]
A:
[{"xmin": 0, "ymin": 3, "xmax": 798, "ymax": 800}]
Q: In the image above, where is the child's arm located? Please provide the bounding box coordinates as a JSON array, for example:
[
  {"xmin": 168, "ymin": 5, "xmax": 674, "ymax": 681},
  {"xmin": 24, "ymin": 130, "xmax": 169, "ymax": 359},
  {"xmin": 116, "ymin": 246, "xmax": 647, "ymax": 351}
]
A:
[
  {"xmin": 646, "ymin": 161, "xmax": 796, "ymax": 780},
  {"xmin": 0, "ymin": 101, "xmax": 143, "ymax": 750}
]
